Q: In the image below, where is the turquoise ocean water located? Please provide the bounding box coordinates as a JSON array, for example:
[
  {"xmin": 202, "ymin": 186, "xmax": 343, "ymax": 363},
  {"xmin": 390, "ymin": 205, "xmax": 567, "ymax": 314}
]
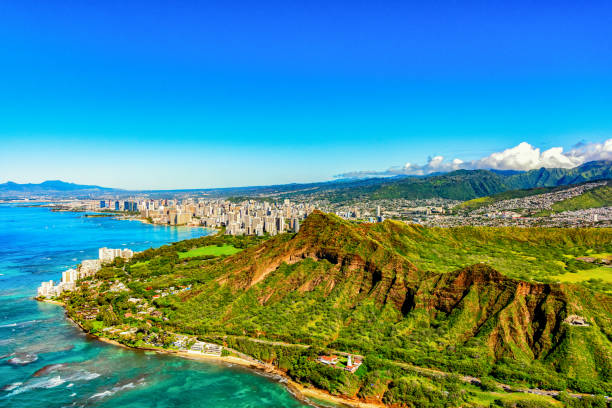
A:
[{"xmin": 0, "ymin": 204, "xmax": 310, "ymax": 407}]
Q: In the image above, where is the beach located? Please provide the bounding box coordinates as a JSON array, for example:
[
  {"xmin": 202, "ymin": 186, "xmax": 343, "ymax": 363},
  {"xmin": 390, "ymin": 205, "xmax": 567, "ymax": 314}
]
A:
[{"xmin": 40, "ymin": 298, "xmax": 382, "ymax": 408}]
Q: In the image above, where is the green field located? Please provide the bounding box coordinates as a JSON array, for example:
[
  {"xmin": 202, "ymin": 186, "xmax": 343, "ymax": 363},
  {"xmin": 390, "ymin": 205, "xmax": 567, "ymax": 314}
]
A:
[
  {"xmin": 131, "ymin": 260, "xmax": 150, "ymax": 268},
  {"xmin": 553, "ymin": 266, "xmax": 612, "ymax": 283},
  {"xmin": 178, "ymin": 244, "xmax": 241, "ymax": 259},
  {"xmin": 468, "ymin": 388, "xmax": 563, "ymax": 407}
]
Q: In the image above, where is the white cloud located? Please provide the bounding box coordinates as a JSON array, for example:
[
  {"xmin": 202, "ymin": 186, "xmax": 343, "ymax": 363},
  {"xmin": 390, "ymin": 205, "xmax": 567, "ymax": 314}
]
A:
[
  {"xmin": 335, "ymin": 138, "xmax": 612, "ymax": 178},
  {"xmin": 471, "ymin": 142, "xmax": 582, "ymax": 171}
]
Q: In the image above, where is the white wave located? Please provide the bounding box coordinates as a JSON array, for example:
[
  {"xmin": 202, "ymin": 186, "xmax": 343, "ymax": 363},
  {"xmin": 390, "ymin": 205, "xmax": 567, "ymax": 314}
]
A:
[
  {"xmin": 70, "ymin": 372, "xmax": 100, "ymax": 381},
  {"xmin": 70, "ymin": 392, "xmax": 76, "ymax": 397},
  {"xmin": 3, "ymin": 369, "xmax": 100, "ymax": 397},
  {"xmin": 2, "ymin": 382, "xmax": 22, "ymax": 392},
  {"xmin": 1, "ymin": 319, "xmax": 41, "ymax": 329},
  {"xmin": 88, "ymin": 379, "xmax": 143, "ymax": 400},
  {"xmin": 45, "ymin": 376, "xmax": 65, "ymax": 388},
  {"xmin": 7, "ymin": 353, "xmax": 38, "ymax": 365},
  {"xmin": 89, "ymin": 390, "xmax": 113, "ymax": 399},
  {"xmin": 8, "ymin": 376, "xmax": 65, "ymax": 395}
]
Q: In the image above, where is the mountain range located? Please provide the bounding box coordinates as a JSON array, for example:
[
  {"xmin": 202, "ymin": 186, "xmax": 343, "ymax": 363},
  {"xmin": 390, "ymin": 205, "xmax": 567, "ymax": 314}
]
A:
[
  {"xmin": 2, "ymin": 160, "xmax": 611, "ymax": 201},
  {"xmin": 297, "ymin": 160, "xmax": 612, "ymax": 202},
  {"xmin": 0, "ymin": 180, "xmax": 115, "ymax": 195},
  {"xmin": 74, "ymin": 211, "xmax": 612, "ymax": 404},
  {"xmin": 171, "ymin": 212, "xmax": 612, "ymax": 394}
]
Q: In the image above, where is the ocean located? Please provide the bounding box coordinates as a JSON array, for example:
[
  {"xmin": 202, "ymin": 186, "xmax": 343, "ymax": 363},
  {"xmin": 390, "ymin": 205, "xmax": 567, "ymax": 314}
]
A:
[{"xmin": 0, "ymin": 204, "xmax": 311, "ymax": 407}]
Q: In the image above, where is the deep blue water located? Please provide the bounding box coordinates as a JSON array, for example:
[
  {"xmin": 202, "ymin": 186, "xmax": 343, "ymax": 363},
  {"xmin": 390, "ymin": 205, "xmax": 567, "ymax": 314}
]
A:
[{"xmin": 0, "ymin": 204, "xmax": 311, "ymax": 407}]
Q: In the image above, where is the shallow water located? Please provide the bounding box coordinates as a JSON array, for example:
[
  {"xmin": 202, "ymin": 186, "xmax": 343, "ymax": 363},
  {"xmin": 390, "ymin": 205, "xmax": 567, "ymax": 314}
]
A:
[{"xmin": 0, "ymin": 204, "xmax": 311, "ymax": 407}]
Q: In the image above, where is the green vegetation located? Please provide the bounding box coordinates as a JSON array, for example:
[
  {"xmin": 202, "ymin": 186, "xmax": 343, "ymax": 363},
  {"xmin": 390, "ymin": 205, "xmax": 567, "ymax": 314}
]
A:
[
  {"xmin": 453, "ymin": 186, "xmax": 558, "ymax": 212},
  {"xmin": 551, "ymin": 184, "xmax": 612, "ymax": 213},
  {"xmin": 292, "ymin": 160, "xmax": 611, "ymax": 203},
  {"xmin": 178, "ymin": 244, "xmax": 241, "ymax": 259},
  {"xmin": 63, "ymin": 212, "xmax": 612, "ymax": 407}
]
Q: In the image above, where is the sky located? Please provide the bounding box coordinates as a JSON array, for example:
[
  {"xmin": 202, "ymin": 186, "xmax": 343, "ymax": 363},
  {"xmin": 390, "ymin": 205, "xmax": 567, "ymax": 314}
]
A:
[{"xmin": 0, "ymin": 0, "xmax": 611, "ymax": 189}]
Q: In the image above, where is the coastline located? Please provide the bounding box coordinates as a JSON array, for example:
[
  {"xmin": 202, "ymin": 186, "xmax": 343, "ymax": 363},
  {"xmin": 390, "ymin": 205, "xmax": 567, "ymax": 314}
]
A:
[
  {"xmin": 37, "ymin": 298, "xmax": 381, "ymax": 408},
  {"xmin": 35, "ymin": 297, "xmax": 65, "ymax": 306}
]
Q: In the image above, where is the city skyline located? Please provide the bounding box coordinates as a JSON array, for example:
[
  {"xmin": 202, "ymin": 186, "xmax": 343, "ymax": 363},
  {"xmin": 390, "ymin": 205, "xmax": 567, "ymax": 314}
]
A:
[{"xmin": 1, "ymin": 1, "xmax": 612, "ymax": 189}]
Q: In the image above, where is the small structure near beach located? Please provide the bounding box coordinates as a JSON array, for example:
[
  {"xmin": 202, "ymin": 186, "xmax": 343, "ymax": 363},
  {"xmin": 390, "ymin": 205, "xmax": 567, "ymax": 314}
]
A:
[
  {"xmin": 188, "ymin": 341, "xmax": 222, "ymax": 356},
  {"xmin": 317, "ymin": 354, "xmax": 362, "ymax": 373}
]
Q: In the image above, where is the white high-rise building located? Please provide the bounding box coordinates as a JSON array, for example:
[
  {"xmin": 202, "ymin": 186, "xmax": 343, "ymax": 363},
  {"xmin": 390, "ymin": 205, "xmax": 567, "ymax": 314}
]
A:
[
  {"xmin": 62, "ymin": 269, "xmax": 79, "ymax": 284},
  {"xmin": 80, "ymin": 259, "xmax": 102, "ymax": 277},
  {"xmin": 99, "ymin": 247, "xmax": 134, "ymax": 263}
]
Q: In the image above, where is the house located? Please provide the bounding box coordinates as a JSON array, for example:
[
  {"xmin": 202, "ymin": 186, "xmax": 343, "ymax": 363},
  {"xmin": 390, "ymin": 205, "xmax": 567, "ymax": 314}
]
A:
[
  {"xmin": 190, "ymin": 342, "xmax": 205, "ymax": 352},
  {"xmin": 343, "ymin": 355, "xmax": 363, "ymax": 373},
  {"xmin": 318, "ymin": 355, "xmax": 339, "ymax": 365}
]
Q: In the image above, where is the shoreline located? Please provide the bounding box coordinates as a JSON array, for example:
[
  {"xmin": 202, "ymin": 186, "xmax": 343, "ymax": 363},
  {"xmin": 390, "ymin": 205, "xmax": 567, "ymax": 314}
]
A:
[
  {"xmin": 134, "ymin": 217, "xmax": 218, "ymax": 232},
  {"xmin": 36, "ymin": 298, "xmax": 381, "ymax": 408}
]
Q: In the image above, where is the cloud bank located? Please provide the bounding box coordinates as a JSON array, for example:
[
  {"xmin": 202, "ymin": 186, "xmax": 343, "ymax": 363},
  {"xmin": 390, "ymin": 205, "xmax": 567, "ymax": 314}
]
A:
[{"xmin": 336, "ymin": 139, "xmax": 612, "ymax": 179}]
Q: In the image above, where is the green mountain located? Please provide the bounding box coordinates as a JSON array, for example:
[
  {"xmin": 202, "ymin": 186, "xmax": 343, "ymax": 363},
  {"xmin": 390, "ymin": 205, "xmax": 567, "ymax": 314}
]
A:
[
  {"xmin": 303, "ymin": 160, "xmax": 612, "ymax": 202},
  {"xmin": 66, "ymin": 212, "xmax": 612, "ymax": 406}
]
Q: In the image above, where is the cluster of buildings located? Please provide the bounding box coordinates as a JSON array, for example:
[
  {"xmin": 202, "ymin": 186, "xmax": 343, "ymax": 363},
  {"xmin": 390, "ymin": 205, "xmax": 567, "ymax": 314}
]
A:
[
  {"xmin": 317, "ymin": 354, "xmax": 363, "ymax": 373},
  {"xmin": 471, "ymin": 182, "xmax": 608, "ymax": 215},
  {"xmin": 56, "ymin": 197, "xmax": 315, "ymax": 236},
  {"xmin": 136, "ymin": 198, "xmax": 315, "ymax": 235},
  {"xmin": 422, "ymin": 206, "xmax": 611, "ymax": 228},
  {"xmin": 47, "ymin": 179, "xmax": 611, "ymax": 233},
  {"xmin": 99, "ymin": 247, "xmax": 134, "ymax": 263},
  {"xmin": 203, "ymin": 199, "xmax": 312, "ymax": 236},
  {"xmin": 37, "ymin": 247, "xmax": 134, "ymax": 299},
  {"xmin": 172, "ymin": 335, "xmax": 223, "ymax": 356},
  {"xmin": 313, "ymin": 198, "xmax": 457, "ymax": 223}
]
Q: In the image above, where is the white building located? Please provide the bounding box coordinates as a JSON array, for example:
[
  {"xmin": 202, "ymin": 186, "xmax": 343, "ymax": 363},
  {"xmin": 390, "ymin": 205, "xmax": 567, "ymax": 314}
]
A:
[
  {"xmin": 37, "ymin": 280, "xmax": 57, "ymax": 298},
  {"xmin": 99, "ymin": 247, "xmax": 134, "ymax": 263},
  {"xmin": 62, "ymin": 268, "xmax": 79, "ymax": 284},
  {"xmin": 38, "ymin": 255, "xmax": 107, "ymax": 299},
  {"xmin": 80, "ymin": 259, "xmax": 102, "ymax": 277}
]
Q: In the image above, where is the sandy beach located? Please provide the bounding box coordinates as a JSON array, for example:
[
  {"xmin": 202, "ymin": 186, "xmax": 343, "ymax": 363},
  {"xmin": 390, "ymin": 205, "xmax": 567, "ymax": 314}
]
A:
[{"xmin": 37, "ymin": 298, "xmax": 383, "ymax": 408}]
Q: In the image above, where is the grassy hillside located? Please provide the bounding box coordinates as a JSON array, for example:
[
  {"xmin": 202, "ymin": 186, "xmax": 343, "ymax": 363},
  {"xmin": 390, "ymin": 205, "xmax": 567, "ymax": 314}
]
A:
[
  {"xmin": 64, "ymin": 213, "xmax": 612, "ymax": 406},
  {"xmin": 178, "ymin": 244, "xmax": 241, "ymax": 259},
  {"xmin": 453, "ymin": 186, "xmax": 558, "ymax": 212},
  {"xmin": 551, "ymin": 184, "xmax": 612, "ymax": 212}
]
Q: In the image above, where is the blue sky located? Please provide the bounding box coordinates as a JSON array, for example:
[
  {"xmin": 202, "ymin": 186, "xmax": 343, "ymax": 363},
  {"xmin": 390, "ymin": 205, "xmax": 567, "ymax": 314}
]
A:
[{"xmin": 0, "ymin": 0, "xmax": 611, "ymax": 189}]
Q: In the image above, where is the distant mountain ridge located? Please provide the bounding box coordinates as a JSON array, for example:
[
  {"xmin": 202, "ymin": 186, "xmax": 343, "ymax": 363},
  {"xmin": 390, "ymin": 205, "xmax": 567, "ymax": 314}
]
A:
[
  {"xmin": 302, "ymin": 160, "xmax": 612, "ymax": 202},
  {"xmin": 0, "ymin": 180, "xmax": 115, "ymax": 194},
  {"xmin": 2, "ymin": 160, "xmax": 610, "ymax": 200}
]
